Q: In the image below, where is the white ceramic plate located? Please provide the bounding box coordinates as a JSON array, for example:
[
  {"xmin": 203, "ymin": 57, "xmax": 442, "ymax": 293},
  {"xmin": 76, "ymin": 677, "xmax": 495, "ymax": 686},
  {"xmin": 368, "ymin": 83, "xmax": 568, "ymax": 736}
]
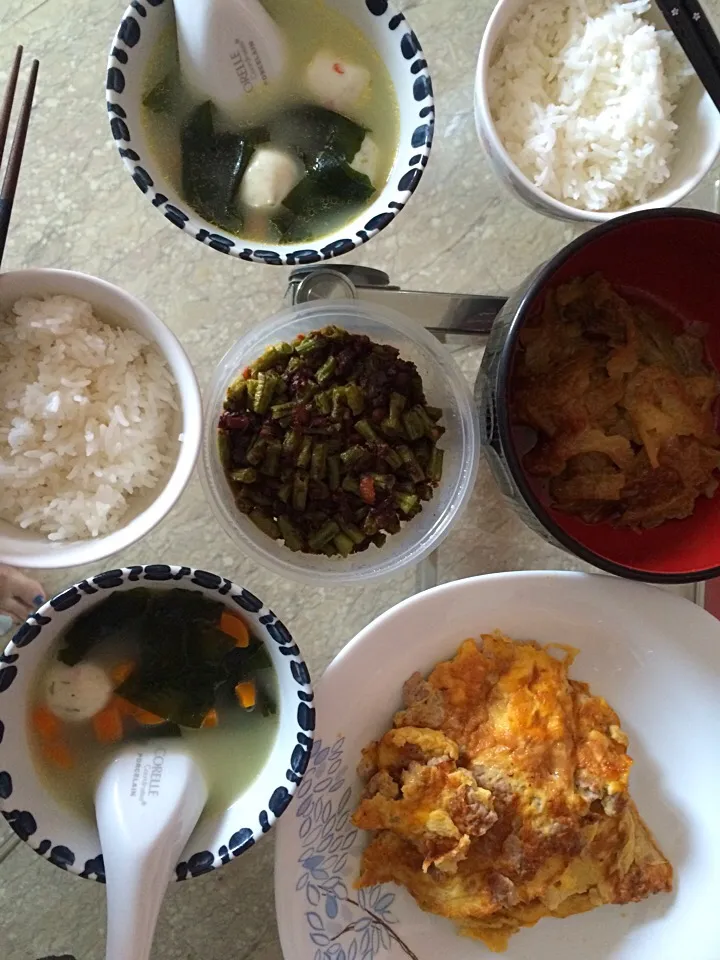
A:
[{"xmin": 274, "ymin": 571, "xmax": 720, "ymax": 960}]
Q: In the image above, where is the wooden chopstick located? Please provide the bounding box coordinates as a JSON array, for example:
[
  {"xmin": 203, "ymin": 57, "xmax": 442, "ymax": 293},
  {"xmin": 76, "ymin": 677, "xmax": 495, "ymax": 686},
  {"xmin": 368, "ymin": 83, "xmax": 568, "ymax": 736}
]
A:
[
  {"xmin": 655, "ymin": 0, "xmax": 720, "ymax": 113},
  {"xmin": 0, "ymin": 46, "xmax": 39, "ymax": 268},
  {"xmin": 0, "ymin": 46, "xmax": 23, "ymax": 171}
]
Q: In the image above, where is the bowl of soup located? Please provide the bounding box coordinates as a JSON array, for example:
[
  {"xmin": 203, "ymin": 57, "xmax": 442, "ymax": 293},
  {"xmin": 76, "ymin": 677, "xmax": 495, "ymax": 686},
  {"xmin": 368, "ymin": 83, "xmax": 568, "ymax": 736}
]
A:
[
  {"xmin": 106, "ymin": 0, "xmax": 434, "ymax": 265},
  {"xmin": 0, "ymin": 565, "xmax": 314, "ymax": 881}
]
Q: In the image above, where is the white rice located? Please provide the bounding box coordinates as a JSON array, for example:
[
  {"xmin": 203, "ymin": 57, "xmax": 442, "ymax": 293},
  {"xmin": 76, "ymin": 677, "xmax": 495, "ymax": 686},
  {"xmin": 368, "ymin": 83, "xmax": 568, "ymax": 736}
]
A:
[
  {"xmin": 488, "ymin": 0, "xmax": 694, "ymax": 211},
  {"xmin": 0, "ymin": 295, "xmax": 178, "ymax": 541}
]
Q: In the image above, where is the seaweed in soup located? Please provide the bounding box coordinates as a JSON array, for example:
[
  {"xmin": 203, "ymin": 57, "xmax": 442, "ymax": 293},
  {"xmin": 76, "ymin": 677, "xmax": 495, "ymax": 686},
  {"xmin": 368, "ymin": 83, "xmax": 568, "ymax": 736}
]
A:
[
  {"xmin": 56, "ymin": 588, "xmax": 276, "ymax": 730},
  {"xmin": 269, "ymin": 105, "xmax": 366, "ymax": 167},
  {"xmin": 181, "ymin": 102, "xmax": 268, "ymax": 226}
]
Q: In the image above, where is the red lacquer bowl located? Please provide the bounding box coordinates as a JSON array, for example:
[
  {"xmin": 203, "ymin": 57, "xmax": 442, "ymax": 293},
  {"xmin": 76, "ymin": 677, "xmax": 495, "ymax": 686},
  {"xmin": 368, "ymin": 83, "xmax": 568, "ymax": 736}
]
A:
[{"xmin": 487, "ymin": 210, "xmax": 720, "ymax": 583}]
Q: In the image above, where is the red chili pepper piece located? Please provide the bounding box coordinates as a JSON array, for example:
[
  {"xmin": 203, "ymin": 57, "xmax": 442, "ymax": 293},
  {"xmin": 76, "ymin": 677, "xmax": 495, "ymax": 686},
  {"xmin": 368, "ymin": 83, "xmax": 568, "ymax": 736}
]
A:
[{"xmin": 359, "ymin": 475, "xmax": 376, "ymax": 505}]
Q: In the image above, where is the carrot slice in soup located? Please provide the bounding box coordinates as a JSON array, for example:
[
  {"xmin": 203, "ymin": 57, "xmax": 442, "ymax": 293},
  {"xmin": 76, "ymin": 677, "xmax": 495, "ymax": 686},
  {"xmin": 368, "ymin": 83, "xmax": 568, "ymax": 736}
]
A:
[
  {"xmin": 114, "ymin": 697, "xmax": 165, "ymax": 725},
  {"xmin": 110, "ymin": 661, "xmax": 135, "ymax": 687},
  {"xmin": 92, "ymin": 704, "xmax": 124, "ymax": 743},
  {"xmin": 133, "ymin": 707, "xmax": 167, "ymax": 726},
  {"xmin": 202, "ymin": 708, "xmax": 219, "ymax": 728},
  {"xmin": 114, "ymin": 696, "xmax": 141, "ymax": 717},
  {"xmin": 32, "ymin": 705, "xmax": 61, "ymax": 740},
  {"xmin": 220, "ymin": 611, "xmax": 250, "ymax": 648},
  {"xmin": 235, "ymin": 681, "xmax": 256, "ymax": 710}
]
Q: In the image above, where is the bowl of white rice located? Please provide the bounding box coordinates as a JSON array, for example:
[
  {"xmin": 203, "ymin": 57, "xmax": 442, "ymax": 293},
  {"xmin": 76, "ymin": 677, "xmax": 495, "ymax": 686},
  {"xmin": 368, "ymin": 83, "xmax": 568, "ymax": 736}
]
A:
[
  {"xmin": 0, "ymin": 269, "xmax": 201, "ymax": 568},
  {"xmin": 475, "ymin": 0, "xmax": 720, "ymax": 221}
]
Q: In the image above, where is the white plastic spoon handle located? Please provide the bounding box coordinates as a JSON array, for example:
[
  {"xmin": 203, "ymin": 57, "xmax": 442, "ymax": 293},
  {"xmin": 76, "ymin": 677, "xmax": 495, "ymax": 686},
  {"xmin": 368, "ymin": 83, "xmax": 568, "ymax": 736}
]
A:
[
  {"xmin": 173, "ymin": 0, "xmax": 286, "ymax": 120},
  {"xmin": 95, "ymin": 745, "xmax": 208, "ymax": 960}
]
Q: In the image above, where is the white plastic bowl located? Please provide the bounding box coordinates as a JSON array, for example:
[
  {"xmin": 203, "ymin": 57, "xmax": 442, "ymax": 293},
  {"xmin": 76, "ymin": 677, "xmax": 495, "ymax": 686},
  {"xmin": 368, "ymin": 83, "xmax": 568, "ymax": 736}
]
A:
[
  {"xmin": 200, "ymin": 301, "xmax": 479, "ymax": 585},
  {"xmin": 0, "ymin": 269, "xmax": 202, "ymax": 569},
  {"xmin": 475, "ymin": 0, "xmax": 720, "ymax": 223}
]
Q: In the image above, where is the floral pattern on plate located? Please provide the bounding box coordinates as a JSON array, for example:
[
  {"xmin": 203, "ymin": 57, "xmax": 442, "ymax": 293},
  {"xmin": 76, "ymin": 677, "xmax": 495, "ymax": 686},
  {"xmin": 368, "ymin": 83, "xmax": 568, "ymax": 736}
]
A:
[{"xmin": 295, "ymin": 736, "xmax": 418, "ymax": 960}]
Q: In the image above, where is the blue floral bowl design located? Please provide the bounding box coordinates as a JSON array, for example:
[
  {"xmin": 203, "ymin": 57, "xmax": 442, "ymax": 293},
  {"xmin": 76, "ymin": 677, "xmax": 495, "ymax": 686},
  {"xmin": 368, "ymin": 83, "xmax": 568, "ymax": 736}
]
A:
[
  {"xmin": 106, "ymin": 0, "xmax": 434, "ymax": 266},
  {"xmin": 0, "ymin": 564, "xmax": 314, "ymax": 882}
]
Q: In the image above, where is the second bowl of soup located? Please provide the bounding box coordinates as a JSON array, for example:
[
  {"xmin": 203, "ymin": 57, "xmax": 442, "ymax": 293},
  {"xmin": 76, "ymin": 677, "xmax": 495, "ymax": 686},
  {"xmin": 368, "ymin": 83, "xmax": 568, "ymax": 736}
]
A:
[
  {"xmin": 0, "ymin": 565, "xmax": 314, "ymax": 880},
  {"xmin": 107, "ymin": 0, "xmax": 434, "ymax": 265}
]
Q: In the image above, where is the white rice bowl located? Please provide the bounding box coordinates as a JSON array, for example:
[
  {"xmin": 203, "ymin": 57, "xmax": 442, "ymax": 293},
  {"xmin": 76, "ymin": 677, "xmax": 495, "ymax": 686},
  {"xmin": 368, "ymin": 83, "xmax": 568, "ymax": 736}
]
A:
[
  {"xmin": 487, "ymin": 0, "xmax": 695, "ymax": 212},
  {"xmin": 0, "ymin": 294, "xmax": 178, "ymax": 542}
]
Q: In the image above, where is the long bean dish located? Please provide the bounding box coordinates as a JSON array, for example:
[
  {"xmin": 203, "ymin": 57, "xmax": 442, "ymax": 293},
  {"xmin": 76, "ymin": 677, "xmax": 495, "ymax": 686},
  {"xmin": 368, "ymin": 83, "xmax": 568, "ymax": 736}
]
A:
[{"xmin": 217, "ymin": 326, "xmax": 446, "ymax": 557}]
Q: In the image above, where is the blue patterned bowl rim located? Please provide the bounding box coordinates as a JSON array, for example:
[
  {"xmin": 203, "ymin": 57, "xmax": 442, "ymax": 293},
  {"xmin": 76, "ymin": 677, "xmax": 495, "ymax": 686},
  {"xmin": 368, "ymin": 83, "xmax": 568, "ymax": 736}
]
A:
[
  {"xmin": 106, "ymin": 0, "xmax": 435, "ymax": 266},
  {"xmin": 0, "ymin": 564, "xmax": 314, "ymax": 883}
]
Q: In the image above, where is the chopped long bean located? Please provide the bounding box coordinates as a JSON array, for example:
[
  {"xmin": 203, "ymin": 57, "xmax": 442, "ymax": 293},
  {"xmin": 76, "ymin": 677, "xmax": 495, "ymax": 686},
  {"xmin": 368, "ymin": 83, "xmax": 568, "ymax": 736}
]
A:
[
  {"xmin": 315, "ymin": 391, "xmax": 332, "ymax": 415},
  {"xmin": 316, "ymin": 355, "xmax": 337, "ymax": 384},
  {"xmin": 379, "ymin": 445, "xmax": 403, "ymax": 471},
  {"xmin": 338, "ymin": 518, "xmax": 365, "ymax": 544},
  {"xmin": 333, "ymin": 533, "xmax": 355, "ymax": 557},
  {"xmin": 340, "ymin": 445, "xmax": 367, "ymax": 469},
  {"xmin": 246, "ymin": 439, "xmax": 266, "ymax": 467},
  {"xmin": 260, "ymin": 442, "xmax": 281, "ymax": 477},
  {"xmin": 331, "ymin": 387, "xmax": 346, "ymax": 420},
  {"xmin": 402, "ymin": 410, "xmax": 425, "ymax": 441},
  {"xmin": 271, "ymin": 401, "xmax": 296, "ymax": 420},
  {"xmin": 253, "ymin": 372, "xmax": 280, "ymax": 414},
  {"xmin": 428, "ymin": 447, "xmax": 444, "ymax": 483},
  {"xmin": 395, "ymin": 492, "xmax": 420, "ymax": 516},
  {"xmin": 327, "ymin": 455, "xmax": 341, "ymax": 491},
  {"xmin": 250, "ymin": 509, "xmax": 280, "ymax": 539},
  {"xmin": 278, "ymin": 515, "xmax": 303, "ymax": 551},
  {"xmin": 283, "ymin": 428, "xmax": 302, "ymax": 460},
  {"xmin": 227, "ymin": 377, "xmax": 248, "ymax": 407},
  {"xmin": 308, "ymin": 520, "xmax": 340, "ymax": 551},
  {"xmin": 293, "ymin": 472, "xmax": 310, "ymax": 512},
  {"xmin": 355, "ymin": 419, "xmax": 379, "ymax": 443},
  {"xmin": 297, "ymin": 436, "xmax": 313, "ymax": 470},
  {"xmin": 398, "ymin": 445, "xmax": 425, "ymax": 483},
  {"xmin": 218, "ymin": 325, "xmax": 446, "ymax": 557},
  {"xmin": 231, "ymin": 468, "xmax": 257, "ymax": 484},
  {"xmin": 346, "ymin": 384, "xmax": 365, "ymax": 415},
  {"xmin": 253, "ymin": 344, "xmax": 290, "ymax": 373},
  {"xmin": 310, "ymin": 442, "xmax": 328, "ymax": 481}
]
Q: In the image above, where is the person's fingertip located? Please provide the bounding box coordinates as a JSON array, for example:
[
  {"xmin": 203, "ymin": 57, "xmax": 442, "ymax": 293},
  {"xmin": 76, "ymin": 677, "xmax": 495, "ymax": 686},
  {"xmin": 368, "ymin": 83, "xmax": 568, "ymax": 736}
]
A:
[{"xmin": 33, "ymin": 595, "xmax": 45, "ymax": 607}]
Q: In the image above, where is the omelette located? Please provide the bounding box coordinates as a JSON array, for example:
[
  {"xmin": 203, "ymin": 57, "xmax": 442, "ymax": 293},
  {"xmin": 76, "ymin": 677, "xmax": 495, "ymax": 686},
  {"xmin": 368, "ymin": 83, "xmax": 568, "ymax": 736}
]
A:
[{"xmin": 352, "ymin": 633, "xmax": 672, "ymax": 953}]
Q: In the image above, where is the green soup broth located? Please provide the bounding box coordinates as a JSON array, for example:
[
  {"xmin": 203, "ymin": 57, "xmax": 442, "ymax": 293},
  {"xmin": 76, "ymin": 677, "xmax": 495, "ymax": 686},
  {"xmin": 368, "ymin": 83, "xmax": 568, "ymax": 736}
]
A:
[
  {"xmin": 140, "ymin": 0, "xmax": 400, "ymax": 244},
  {"xmin": 29, "ymin": 587, "xmax": 279, "ymax": 823}
]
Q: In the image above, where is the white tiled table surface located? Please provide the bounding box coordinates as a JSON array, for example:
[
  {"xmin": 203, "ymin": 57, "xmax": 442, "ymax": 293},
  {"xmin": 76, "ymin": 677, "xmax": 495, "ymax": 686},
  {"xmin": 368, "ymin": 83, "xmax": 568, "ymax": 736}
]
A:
[{"xmin": 0, "ymin": 0, "xmax": 715, "ymax": 957}]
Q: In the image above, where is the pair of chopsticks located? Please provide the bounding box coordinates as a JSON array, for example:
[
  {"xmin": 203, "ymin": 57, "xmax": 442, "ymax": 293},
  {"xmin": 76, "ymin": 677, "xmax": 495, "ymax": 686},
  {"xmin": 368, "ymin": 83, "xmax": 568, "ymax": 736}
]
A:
[
  {"xmin": 655, "ymin": 0, "xmax": 720, "ymax": 113},
  {"xmin": 0, "ymin": 46, "xmax": 39, "ymax": 269}
]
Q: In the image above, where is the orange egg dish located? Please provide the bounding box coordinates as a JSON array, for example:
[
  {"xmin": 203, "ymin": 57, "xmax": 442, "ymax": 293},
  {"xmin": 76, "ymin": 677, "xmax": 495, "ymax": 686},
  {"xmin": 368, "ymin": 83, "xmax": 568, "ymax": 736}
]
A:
[{"xmin": 351, "ymin": 633, "xmax": 672, "ymax": 952}]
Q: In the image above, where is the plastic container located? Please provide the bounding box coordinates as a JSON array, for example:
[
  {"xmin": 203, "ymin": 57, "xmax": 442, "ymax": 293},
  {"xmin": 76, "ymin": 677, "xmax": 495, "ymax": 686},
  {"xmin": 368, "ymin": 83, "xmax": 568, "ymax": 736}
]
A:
[{"xmin": 200, "ymin": 301, "xmax": 479, "ymax": 585}]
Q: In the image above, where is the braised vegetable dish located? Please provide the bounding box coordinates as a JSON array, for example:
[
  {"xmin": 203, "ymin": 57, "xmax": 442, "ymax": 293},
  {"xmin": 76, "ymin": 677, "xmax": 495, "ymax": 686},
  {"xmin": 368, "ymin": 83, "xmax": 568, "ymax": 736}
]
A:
[
  {"xmin": 218, "ymin": 326, "xmax": 446, "ymax": 556},
  {"xmin": 513, "ymin": 274, "xmax": 720, "ymax": 528}
]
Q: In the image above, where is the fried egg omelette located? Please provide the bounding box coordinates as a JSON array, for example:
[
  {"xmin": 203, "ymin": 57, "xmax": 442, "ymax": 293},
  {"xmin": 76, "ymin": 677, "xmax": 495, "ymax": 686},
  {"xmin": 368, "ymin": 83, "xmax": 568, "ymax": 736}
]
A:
[{"xmin": 352, "ymin": 633, "xmax": 672, "ymax": 952}]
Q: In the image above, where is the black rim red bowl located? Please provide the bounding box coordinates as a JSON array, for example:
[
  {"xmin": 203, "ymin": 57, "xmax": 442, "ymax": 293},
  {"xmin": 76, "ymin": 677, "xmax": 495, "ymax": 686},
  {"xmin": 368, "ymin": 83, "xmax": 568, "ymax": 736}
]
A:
[{"xmin": 479, "ymin": 208, "xmax": 720, "ymax": 584}]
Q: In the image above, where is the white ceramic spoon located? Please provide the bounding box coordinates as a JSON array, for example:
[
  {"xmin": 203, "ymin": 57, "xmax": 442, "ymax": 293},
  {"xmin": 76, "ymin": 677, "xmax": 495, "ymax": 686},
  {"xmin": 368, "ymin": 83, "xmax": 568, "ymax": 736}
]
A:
[
  {"xmin": 173, "ymin": 0, "xmax": 286, "ymax": 122},
  {"xmin": 95, "ymin": 744, "xmax": 208, "ymax": 960}
]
